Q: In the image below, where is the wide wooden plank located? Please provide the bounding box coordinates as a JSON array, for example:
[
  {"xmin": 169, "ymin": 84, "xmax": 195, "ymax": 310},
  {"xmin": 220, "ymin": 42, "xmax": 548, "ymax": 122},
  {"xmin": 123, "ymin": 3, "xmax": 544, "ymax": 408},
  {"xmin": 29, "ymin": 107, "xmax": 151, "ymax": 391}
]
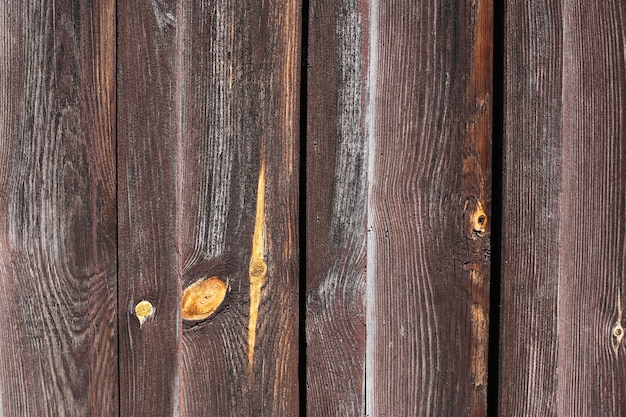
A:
[
  {"xmin": 306, "ymin": 0, "xmax": 367, "ymax": 415},
  {"xmin": 366, "ymin": 0, "xmax": 492, "ymax": 415},
  {"xmin": 176, "ymin": 0, "xmax": 300, "ymax": 416},
  {"xmin": 500, "ymin": 0, "xmax": 562, "ymax": 414},
  {"xmin": 117, "ymin": 0, "xmax": 180, "ymax": 414},
  {"xmin": 0, "ymin": 0, "xmax": 117, "ymax": 415},
  {"xmin": 501, "ymin": 0, "xmax": 626, "ymax": 415}
]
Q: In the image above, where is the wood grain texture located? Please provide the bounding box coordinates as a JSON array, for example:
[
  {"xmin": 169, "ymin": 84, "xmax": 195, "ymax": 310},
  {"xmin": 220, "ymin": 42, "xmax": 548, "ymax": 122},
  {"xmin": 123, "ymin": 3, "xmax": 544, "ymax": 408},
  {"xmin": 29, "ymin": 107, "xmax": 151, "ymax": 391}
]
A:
[
  {"xmin": 501, "ymin": 1, "xmax": 626, "ymax": 415},
  {"xmin": 117, "ymin": 0, "xmax": 180, "ymax": 415},
  {"xmin": 558, "ymin": 0, "xmax": 626, "ymax": 414},
  {"xmin": 366, "ymin": 0, "xmax": 492, "ymax": 415},
  {"xmin": 500, "ymin": 0, "xmax": 562, "ymax": 414},
  {"xmin": 0, "ymin": 0, "xmax": 117, "ymax": 415},
  {"xmin": 111, "ymin": 0, "xmax": 301, "ymax": 415},
  {"xmin": 176, "ymin": 0, "xmax": 301, "ymax": 414},
  {"xmin": 306, "ymin": 0, "xmax": 367, "ymax": 415},
  {"xmin": 176, "ymin": 0, "xmax": 300, "ymax": 415}
]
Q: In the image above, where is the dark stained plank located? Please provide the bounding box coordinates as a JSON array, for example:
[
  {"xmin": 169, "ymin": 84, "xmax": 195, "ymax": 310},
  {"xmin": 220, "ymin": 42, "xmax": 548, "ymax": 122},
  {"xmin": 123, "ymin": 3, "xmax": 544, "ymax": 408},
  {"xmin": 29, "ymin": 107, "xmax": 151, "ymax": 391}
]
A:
[
  {"xmin": 306, "ymin": 0, "xmax": 367, "ymax": 415},
  {"xmin": 365, "ymin": 0, "xmax": 492, "ymax": 415},
  {"xmin": 176, "ymin": 0, "xmax": 301, "ymax": 415},
  {"xmin": 558, "ymin": 2, "xmax": 626, "ymax": 413},
  {"xmin": 117, "ymin": 0, "xmax": 180, "ymax": 415},
  {"xmin": 117, "ymin": 0, "xmax": 301, "ymax": 414},
  {"xmin": 501, "ymin": 1, "xmax": 626, "ymax": 415},
  {"xmin": 0, "ymin": 0, "xmax": 117, "ymax": 415},
  {"xmin": 500, "ymin": 0, "xmax": 562, "ymax": 414}
]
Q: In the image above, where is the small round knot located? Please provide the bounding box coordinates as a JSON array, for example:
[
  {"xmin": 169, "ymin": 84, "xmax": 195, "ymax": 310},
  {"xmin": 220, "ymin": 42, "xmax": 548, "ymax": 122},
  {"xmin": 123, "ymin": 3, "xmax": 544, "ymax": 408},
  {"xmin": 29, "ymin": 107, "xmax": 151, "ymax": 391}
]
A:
[
  {"xmin": 249, "ymin": 259, "xmax": 267, "ymax": 278},
  {"xmin": 135, "ymin": 300, "xmax": 154, "ymax": 328}
]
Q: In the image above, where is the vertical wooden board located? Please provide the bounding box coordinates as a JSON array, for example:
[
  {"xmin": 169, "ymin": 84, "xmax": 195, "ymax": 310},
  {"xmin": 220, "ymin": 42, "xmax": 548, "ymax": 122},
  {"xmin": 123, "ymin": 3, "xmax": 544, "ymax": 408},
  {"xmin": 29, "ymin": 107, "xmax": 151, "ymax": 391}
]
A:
[
  {"xmin": 500, "ymin": 0, "xmax": 562, "ymax": 415},
  {"xmin": 558, "ymin": 0, "xmax": 626, "ymax": 414},
  {"xmin": 117, "ymin": 0, "xmax": 180, "ymax": 414},
  {"xmin": 306, "ymin": 0, "xmax": 367, "ymax": 415},
  {"xmin": 0, "ymin": 0, "xmax": 117, "ymax": 415},
  {"xmin": 366, "ymin": 0, "xmax": 492, "ymax": 415},
  {"xmin": 176, "ymin": 0, "xmax": 300, "ymax": 415}
]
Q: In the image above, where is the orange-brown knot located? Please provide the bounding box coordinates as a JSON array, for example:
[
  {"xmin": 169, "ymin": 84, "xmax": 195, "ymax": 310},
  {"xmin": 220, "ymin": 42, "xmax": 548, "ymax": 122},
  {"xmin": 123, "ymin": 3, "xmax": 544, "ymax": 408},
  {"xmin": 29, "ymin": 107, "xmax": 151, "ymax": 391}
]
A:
[
  {"xmin": 181, "ymin": 276, "xmax": 228, "ymax": 321},
  {"xmin": 249, "ymin": 259, "xmax": 267, "ymax": 280},
  {"xmin": 135, "ymin": 300, "xmax": 154, "ymax": 328},
  {"xmin": 471, "ymin": 207, "xmax": 488, "ymax": 237}
]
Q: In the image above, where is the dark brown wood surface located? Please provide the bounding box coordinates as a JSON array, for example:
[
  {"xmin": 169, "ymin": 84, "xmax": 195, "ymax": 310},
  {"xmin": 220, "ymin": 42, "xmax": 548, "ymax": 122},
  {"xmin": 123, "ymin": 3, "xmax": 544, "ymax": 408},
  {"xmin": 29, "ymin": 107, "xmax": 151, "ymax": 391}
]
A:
[
  {"xmin": 118, "ymin": 0, "xmax": 301, "ymax": 415},
  {"xmin": 0, "ymin": 0, "xmax": 117, "ymax": 415},
  {"xmin": 366, "ymin": 0, "xmax": 492, "ymax": 414},
  {"xmin": 366, "ymin": 1, "xmax": 493, "ymax": 416},
  {"xmin": 501, "ymin": 1, "xmax": 626, "ymax": 415},
  {"xmin": 117, "ymin": 0, "xmax": 180, "ymax": 415},
  {"xmin": 306, "ymin": 0, "xmax": 368, "ymax": 415},
  {"xmin": 177, "ymin": 0, "xmax": 300, "ymax": 416},
  {"xmin": 307, "ymin": 0, "xmax": 493, "ymax": 415},
  {"xmin": 500, "ymin": 0, "xmax": 561, "ymax": 414}
]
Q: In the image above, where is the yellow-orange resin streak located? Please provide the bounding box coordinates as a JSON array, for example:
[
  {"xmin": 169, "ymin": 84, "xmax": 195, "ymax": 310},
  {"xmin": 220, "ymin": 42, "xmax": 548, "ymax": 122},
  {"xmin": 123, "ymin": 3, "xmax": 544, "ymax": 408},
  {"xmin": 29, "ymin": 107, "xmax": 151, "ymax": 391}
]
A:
[{"xmin": 248, "ymin": 160, "xmax": 267, "ymax": 372}]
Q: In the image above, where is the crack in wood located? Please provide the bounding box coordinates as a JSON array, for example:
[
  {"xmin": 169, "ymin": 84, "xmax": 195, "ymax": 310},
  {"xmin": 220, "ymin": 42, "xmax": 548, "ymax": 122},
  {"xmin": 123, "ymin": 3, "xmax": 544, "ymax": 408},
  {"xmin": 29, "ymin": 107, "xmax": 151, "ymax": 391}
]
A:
[{"xmin": 248, "ymin": 160, "xmax": 267, "ymax": 377}]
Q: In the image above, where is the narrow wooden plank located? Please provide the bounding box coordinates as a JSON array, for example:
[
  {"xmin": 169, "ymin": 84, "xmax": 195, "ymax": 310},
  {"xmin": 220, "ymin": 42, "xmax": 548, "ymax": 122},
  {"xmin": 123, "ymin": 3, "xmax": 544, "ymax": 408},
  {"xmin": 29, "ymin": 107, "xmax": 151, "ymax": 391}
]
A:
[
  {"xmin": 0, "ymin": 0, "xmax": 117, "ymax": 415},
  {"xmin": 306, "ymin": 0, "xmax": 367, "ymax": 415},
  {"xmin": 558, "ymin": 0, "xmax": 626, "ymax": 414},
  {"xmin": 117, "ymin": 0, "xmax": 180, "ymax": 414},
  {"xmin": 500, "ymin": 0, "xmax": 562, "ymax": 414},
  {"xmin": 366, "ymin": 0, "xmax": 492, "ymax": 415}
]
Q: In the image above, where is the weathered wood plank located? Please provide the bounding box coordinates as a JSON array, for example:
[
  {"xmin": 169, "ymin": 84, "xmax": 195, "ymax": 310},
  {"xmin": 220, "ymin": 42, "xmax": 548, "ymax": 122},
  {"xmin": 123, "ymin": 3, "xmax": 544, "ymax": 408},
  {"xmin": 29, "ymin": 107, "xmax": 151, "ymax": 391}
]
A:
[
  {"xmin": 558, "ymin": 0, "xmax": 626, "ymax": 414},
  {"xmin": 501, "ymin": 1, "xmax": 626, "ymax": 415},
  {"xmin": 305, "ymin": 0, "xmax": 367, "ymax": 415},
  {"xmin": 0, "ymin": 0, "xmax": 117, "ymax": 415},
  {"xmin": 366, "ymin": 0, "xmax": 492, "ymax": 415},
  {"xmin": 500, "ymin": 0, "xmax": 562, "ymax": 415},
  {"xmin": 117, "ymin": 0, "xmax": 180, "ymax": 414},
  {"xmin": 176, "ymin": 0, "xmax": 301, "ymax": 414}
]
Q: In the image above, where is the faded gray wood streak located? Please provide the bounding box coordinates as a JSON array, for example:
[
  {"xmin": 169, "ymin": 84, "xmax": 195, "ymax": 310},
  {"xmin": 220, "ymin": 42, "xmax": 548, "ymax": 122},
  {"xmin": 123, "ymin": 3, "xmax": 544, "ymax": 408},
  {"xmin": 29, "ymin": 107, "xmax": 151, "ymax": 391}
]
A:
[
  {"xmin": 117, "ymin": 0, "xmax": 180, "ymax": 414},
  {"xmin": 500, "ymin": 0, "xmax": 561, "ymax": 415},
  {"xmin": 366, "ymin": 0, "xmax": 492, "ymax": 415},
  {"xmin": 306, "ymin": 0, "xmax": 367, "ymax": 415},
  {"xmin": 0, "ymin": 0, "xmax": 117, "ymax": 415}
]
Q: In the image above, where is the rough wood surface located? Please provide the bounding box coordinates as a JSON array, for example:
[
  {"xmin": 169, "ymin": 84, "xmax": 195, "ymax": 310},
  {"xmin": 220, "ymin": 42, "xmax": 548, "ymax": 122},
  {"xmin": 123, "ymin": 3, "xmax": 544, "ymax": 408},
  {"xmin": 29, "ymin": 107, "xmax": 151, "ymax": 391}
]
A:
[
  {"xmin": 558, "ymin": 2, "xmax": 626, "ymax": 413},
  {"xmin": 0, "ymin": 0, "xmax": 117, "ymax": 415},
  {"xmin": 117, "ymin": 0, "xmax": 180, "ymax": 415},
  {"xmin": 176, "ymin": 1, "xmax": 301, "ymax": 415},
  {"xmin": 501, "ymin": 1, "xmax": 626, "ymax": 415},
  {"xmin": 117, "ymin": 0, "xmax": 301, "ymax": 415},
  {"xmin": 500, "ymin": 0, "xmax": 562, "ymax": 414},
  {"xmin": 306, "ymin": 0, "xmax": 368, "ymax": 415},
  {"xmin": 365, "ymin": 0, "xmax": 492, "ymax": 415}
]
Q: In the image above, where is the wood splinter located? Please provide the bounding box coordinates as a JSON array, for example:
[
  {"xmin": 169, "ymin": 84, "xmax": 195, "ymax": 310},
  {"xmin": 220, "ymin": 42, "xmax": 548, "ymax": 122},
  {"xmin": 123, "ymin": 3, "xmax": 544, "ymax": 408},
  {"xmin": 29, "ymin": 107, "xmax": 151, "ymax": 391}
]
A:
[{"xmin": 181, "ymin": 276, "xmax": 228, "ymax": 321}]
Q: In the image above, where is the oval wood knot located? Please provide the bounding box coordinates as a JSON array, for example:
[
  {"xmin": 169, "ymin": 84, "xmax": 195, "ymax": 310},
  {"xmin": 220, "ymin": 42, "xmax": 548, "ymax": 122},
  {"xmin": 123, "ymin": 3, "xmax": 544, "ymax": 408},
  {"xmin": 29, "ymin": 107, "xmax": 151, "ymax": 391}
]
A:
[{"xmin": 182, "ymin": 276, "xmax": 228, "ymax": 321}]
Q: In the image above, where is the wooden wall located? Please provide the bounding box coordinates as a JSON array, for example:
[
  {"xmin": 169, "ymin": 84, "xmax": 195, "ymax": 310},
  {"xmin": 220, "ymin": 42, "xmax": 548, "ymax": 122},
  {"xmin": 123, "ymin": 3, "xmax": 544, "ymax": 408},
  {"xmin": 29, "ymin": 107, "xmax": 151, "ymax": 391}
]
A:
[{"xmin": 0, "ymin": 0, "xmax": 624, "ymax": 416}]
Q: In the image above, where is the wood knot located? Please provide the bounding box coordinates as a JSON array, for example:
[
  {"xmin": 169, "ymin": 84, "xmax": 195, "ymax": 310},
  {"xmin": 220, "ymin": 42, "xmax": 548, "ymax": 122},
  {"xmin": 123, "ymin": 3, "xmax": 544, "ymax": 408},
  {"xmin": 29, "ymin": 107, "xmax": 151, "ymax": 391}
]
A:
[
  {"xmin": 182, "ymin": 276, "xmax": 228, "ymax": 321},
  {"xmin": 471, "ymin": 205, "xmax": 487, "ymax": 239},
  {"xmin": 135, "ymin": 300, "xmax": 154, "ymax": 328},
  {"xmin": 249, "ymin": 259, "xmax": 267, "ymax": 280}
]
